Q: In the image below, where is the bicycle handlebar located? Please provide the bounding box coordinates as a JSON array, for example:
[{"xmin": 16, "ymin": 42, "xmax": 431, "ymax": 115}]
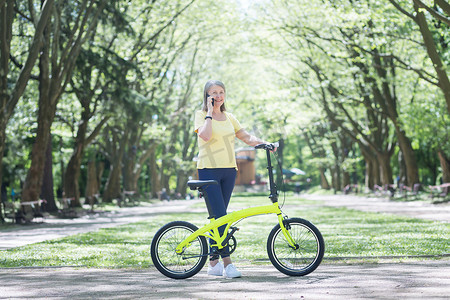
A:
[{"xmin": 255, "ymin": 142, "xmax": 279, "ymax": 151}]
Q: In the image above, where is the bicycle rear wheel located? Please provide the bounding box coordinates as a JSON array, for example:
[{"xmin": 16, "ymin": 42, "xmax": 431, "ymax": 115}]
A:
[
  {"xmin": 151, "ymin": 221, "xmax": 208, "ymax": 279},
  {"xmin": 267, "ymin": 218, "xmax": 324, "ymax": 276}
]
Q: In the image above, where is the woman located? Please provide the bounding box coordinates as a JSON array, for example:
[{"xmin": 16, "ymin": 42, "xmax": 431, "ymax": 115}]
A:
[{"xmin": 194, "ymin": 80, "xmax": 274, "ymax": 279}]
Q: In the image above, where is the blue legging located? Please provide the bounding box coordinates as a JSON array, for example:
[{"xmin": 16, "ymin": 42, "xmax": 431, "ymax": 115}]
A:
[{"xmin": 198, "ymin": 168, "xmax": 236, "ymax": 259}]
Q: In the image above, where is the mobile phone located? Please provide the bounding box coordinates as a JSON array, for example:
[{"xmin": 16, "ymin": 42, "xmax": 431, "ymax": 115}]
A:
[{"xmin": 207, "ymin": 93, "xmax": 214, "ymax": 106}]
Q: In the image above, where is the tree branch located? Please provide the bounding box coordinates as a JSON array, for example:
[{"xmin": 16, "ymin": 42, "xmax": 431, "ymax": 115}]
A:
[
  {"xmin": 130, "ymin": 0, "xmax": 195, "ymax": 61},
  {"xmin": 6, "ymin": 0, "xmax": 54, "ymax": 118},
  {"xmin": 436, "ymin": 0, "xmax": 450, "ymax": 16},
  {"xmin": 9, "ymin": 54, "xmax": 39, "ymax": 80},
  {"xmin": 388, "ymin": 0, "xmax": 416, "ymax": 20},
  {"xmin": 413, "ymin": 0, "xmax": 450, "ymax": 26},
  {"xmin": 28, "ymin": 0, "xmax": 36, "ymax": 26},
  {"xmin": 85, "ymin": 116, "xmax": 110, "ymax": 146}
]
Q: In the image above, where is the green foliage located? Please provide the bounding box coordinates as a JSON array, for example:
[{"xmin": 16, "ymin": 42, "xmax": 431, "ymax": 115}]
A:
[{"xmin": 2, "ymin": 0, "xmax": 449, "ymax": 205}]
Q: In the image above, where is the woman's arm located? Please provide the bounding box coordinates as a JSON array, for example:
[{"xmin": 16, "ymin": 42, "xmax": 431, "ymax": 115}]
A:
[
  {"xmin": 197, "ymin": 119, "xmax": 212, "ymax": 141},
  {"xmin": 235, "ymin": 128, "xmax": 267, "ymax": 146}
]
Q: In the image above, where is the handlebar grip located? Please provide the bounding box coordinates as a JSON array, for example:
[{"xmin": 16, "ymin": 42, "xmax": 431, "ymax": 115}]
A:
[{"xmin": 255, "ymin": 142, "xmax": 279, "ymax": 150}]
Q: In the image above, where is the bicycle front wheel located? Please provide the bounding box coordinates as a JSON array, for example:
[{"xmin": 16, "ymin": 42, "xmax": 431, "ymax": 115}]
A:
[
  {"xmin": 267, "ymin": 218, "xmax": 324, "ymax": 276},
  {"xmin": 151, "ymin": 221, "xmax": 208, "ymax": 279}
]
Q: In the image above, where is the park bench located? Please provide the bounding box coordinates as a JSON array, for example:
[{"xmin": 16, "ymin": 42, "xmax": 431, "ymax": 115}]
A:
[
  {"xmin": 373, "ymin": 184, "xmax": 395, "ymax": 198},
  {"xmin": 3, "ymin": 199, "xmax": 47, "ymax": 223},
  {"xmin": 399, "ymin": 183, "xmax": 421, "ymax": 200},
  {"xmin": 19, "ymin": 199, "xmax": 46, "ymax": 222},
  {"xmin": 59, "ymin": 197, "xmax": 77, "ymax": 218},
  {"xmin": 428, "ymin": 183, "xmax": 450, "ymax": 201},
  {"xmin": 343, "ymin": 184, "xmax": 359, "ymax": 195},
  {"xmin": 85, "ymin": 193, "xmax": 101, "ymax": 211},
  {"xmin": 1, "ymin": 201, "xmax": 19, "ymax": 223},
  {"xmin": 117, "ymin": 191, "xmax": 140, "ymax": 207}
]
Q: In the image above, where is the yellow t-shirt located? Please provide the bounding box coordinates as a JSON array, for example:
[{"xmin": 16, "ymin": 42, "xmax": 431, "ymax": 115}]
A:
[{"xmin": 194, "ymin": 110, "xmax": 243, "ymax": 169}]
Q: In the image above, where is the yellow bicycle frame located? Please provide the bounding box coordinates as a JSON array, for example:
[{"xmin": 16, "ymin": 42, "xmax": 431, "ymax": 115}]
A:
[{"xmin": 175, "ymin": 202, "xmax": 296, "ymax": 255}]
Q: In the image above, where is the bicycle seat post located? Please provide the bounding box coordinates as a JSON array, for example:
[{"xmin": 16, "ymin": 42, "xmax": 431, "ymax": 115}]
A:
[
  {"xmin": 198, "ymin": 187, "xmax": 216, "ymax": 219},
  {"xmin": 187, "ymin": 180, "xmax": 218, "ymax": 219}
]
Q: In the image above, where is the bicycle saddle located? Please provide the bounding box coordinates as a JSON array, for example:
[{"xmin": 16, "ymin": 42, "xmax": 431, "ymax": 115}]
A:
[{"xmin": 187, "ymin": 180, "xmax": 218, "ymax": 190}]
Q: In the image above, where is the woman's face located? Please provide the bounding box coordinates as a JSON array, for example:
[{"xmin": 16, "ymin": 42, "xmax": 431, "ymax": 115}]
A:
[{"xmin": 208, "ymin": 85, "xmax": 225, "ymax": 107}]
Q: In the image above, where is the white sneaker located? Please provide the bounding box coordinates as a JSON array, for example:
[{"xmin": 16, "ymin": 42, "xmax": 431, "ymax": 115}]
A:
[
  {"xmin": 223, "ymin": 264, "xmax": 241, "ymax": 279},
  {"xmin": 207, "ymin": 262, "xmax": 223, "ymax": 276}
]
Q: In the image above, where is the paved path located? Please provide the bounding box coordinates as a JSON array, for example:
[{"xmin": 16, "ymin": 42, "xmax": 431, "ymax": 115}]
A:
[
  {"xmin": 1, "ymin": 261, "xmax": 449, "ymax": 299},
  {"xmin": 301, "ymin": 193, "xmax": 450, "ymax": 223}
]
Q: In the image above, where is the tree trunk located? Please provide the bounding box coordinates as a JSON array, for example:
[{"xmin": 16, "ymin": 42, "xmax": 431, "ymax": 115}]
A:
[
  {"xmin": 377, "ymin": 152, "xmax": 394, "ymax": 185},
  {"xmin": 125, "ymin": 143, "xmax": 156, "ymax": 195},
  {"xmin": 85, "ymin": 160, "xmax": 98, "ymax": 209},
  {"xmin": 40, "ymin": 135, "xmax": 58, "ymax": 212},
  {"xmin": 64, "ymin": 152, "xmax": 82, "ymax": 207},
  {"xmin": 149, "ymin": 147, "xmax": 160, "ymax": 199},
  {"xmin": 414, "ymin": 2, "xmax": 450, "ymax": 115},
  {"xmin": 102, "ymin": 127, "xmax": 127, "ymax": 202},
  {"xmin": 342, "ymin": 171, "xmax": 350, "ymax": 188},
  {"xmin": 319, "ymin": 168, "xmax": 330, "ymax": 189},
  {"xmin": 362, "ymin": 150, "xmax": 380, "ymax": 189},
  {"xmin": 103, "ymin": 162, "xmax": 122, "ymax": 203},
  {"xmin": 330, "ymin": 139, "xmax": 341, "ymax": 192},
  {"xmin": 365, "ymin": 159, "xmax": 373, "ymax": 189},
  {"xmin": 21, "ymin": 22, "xmax": 55, "ymax": 204},
  {"xmin": 123, "ymin": 143, "xmax": 137, "ymax": 192},
  {"xmin": 0, "ymin": 119, "xmax": 5, "ymax": 219},
  {"xmin": 0, "ymin": 0, "xmax": 53, "ymax": 199},
  {"xmin": 397, "ymin": 150, "xmax": 407, "ymax": 187},
  {"xmin": 394, "ymin": 126, "xmax": 419, "ymax": 186},
  {"xmin": 85, "ymin": 160, "xmax": 98, "ymax": 197},
  {"xmin": 175, "ymin": 171, "xmax": 188, "ymax": 197},
  {"xmin": 97, "ymin": 160, "xmax": 105, "ymax": 193},
  {"xmin": 64, "ymin": 119, "xmax": 89, "ymax": 207},
  {"xmin": 371, "ymin": 51, "xmax": 420, "ymax": 188},
  {"xmin": 437, "ymin": 150, "xmax": 450, "ymax": 183}
]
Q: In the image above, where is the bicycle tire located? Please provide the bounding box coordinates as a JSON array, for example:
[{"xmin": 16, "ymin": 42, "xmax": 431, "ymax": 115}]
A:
[
  {"xmin": 151, "ymin": 221, "xmax": 208, "ymax": 279},
  {"xmin": 267, "ymin": 217, "xmax": 324, "ymax": 276}
]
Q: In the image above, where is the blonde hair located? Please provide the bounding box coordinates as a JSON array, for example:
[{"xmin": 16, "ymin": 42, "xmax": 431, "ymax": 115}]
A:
[{"xmin": 202, "ymin": 80, "xmax": 226, "ymax": 112}]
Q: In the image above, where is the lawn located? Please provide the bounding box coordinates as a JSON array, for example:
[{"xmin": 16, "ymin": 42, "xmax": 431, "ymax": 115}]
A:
[{"xmin": 0, "ymin": 195, "xmax": 448, "ymax": 268}]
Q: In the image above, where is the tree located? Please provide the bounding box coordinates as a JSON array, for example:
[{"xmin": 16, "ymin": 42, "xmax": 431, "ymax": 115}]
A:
[
  {"xmin": 389, "ymin": 0, "xmax": 450, "ymax": 183},
  {"xmin": 21, "ymin": 0, "xmax": 108, "ymax": 206},
  {"xmin": 62, "ymin": 44, "xmax": 116, "ymax": 207},
  {"xmin": 0, "ymin": 0, "xmax": 54, "ymax": 216},
  {"xmin": 389, "ymin": 0, "xmax": 450, "ymax": 115}
]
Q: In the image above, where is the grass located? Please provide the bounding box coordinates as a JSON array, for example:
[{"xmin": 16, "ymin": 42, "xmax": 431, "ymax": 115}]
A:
[{"xmin": 0, "ymin": 195, "xmax": 448, "ymax": 268}]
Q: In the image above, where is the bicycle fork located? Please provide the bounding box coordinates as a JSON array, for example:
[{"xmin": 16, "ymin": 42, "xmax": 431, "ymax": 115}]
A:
[{"xmin": 277, "ymin": 214, "xmax": 299, "ymax": 250}]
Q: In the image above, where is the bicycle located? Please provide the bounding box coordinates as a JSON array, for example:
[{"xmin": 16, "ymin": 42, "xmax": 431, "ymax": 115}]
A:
[{"xmin": 150, "ymin": 143, "xmax": 325, "ymax": 279}]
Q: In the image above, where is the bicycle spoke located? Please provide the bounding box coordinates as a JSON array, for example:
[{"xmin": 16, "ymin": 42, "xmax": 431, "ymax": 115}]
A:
[
  {"xmin": 151, "ymin": 222, "xmax": 208, "ymax": 278},
  {"xmin": 268, "ymin": 218, "xmax": 324, "ymax": 276}
]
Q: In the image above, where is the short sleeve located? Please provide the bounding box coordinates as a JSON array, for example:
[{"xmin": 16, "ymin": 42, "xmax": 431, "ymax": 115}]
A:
[
  {"xmin": 194, "ymin": 110, "xmax": 206, "ymax": 133},
  {"xmin": 226, "ymin": 112, "xmax": 242, "ymax": 133}
]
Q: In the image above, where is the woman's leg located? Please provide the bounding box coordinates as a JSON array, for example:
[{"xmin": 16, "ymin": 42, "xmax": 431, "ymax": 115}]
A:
[
  {"xmin": 218, "ymin": 168, "xmax": 237, "ymax": 266},
  {"xmin": 198, "ymin": 169, "xmax": 229, "ymax": 264},
  {"xmin": 220, "ymin": 168, "xmax": 237, "ymax": 209}
]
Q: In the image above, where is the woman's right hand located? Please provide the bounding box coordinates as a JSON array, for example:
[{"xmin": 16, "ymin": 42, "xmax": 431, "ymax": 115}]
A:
[{"xmin": 206, "ymin": 95, "xmax": 214, "ymax": 113}]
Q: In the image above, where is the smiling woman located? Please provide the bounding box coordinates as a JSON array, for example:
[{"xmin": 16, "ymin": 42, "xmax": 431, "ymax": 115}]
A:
[{"xmin": 194, "ymin": 79, "xmax": 274, "ymax": 278}]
